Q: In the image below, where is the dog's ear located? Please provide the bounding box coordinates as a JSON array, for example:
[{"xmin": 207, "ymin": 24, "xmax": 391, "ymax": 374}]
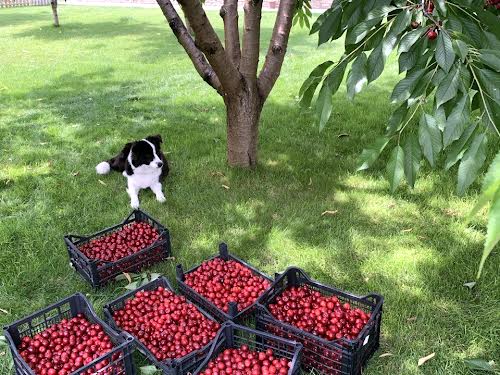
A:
[{"xmin": 146, "ymin": 134, "xmax": 163, "ymax": 145}]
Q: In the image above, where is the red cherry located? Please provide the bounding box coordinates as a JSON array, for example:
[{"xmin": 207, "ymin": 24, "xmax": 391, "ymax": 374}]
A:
[{"xmin": 427, "ymin": 29, "xmax": 438, "ymax": 40}]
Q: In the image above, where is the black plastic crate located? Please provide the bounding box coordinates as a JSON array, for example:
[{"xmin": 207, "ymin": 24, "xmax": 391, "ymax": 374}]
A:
[
  {"xmin": 256, "ymin": 267, "xmax": 383, "ymax": 375},
  {"xmin": 103, "ymin": 276, "xmax": 219, "ymax": 375},
  {"xmin": 193, "ymin": 322, "xmax": 302, "ymax": 375},
  {"xmin": 3, "ymin": 293, "xmax": 135, "ymax": 375},
  {"xmin": 64, "ymin": 209, "xmax": 171, "ymax": 288},
  {"xmin": 175, "ymin": 243, "xmax": 273, "ymax": 322}
]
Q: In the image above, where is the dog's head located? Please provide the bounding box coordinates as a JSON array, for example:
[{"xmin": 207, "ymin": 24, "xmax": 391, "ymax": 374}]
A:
[{"xmin": 123, "ymin": 135, "xmax": 164, "ymax": 174}]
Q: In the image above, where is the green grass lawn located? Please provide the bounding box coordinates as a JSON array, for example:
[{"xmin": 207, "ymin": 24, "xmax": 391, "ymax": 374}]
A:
[{"xmin": 0, "ymin": 5, "xmax": 499, "ymax": 374}]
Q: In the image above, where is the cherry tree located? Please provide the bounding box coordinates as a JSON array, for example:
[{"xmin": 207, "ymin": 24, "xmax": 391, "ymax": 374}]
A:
[
  {"xmin": 156, "ymin": 0, "xmax": 299, "ymax": 167},
  {"xmin": 303, "ymin": 0, "xmax": 499, "ymax": 278}
]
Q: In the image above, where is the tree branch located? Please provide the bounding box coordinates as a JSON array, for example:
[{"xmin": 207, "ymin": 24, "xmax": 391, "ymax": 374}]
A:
[
  {"xmin": 258, "ymin": 0, "xmax": 295, "ymax": 100},
  {"xmin": 240, "ymin": 0, "xmax": 262, "ymax": 80},
  {"xmin": 220, "ymin": 0, "xmax": 241, "ymax": 68},
  {"xmin": 177, "ymin": 0, "xmax": 242, "ymax": 95},
  {"xmin": 156, "ymin": 0, "xmax": 223, "ymax": 95}
]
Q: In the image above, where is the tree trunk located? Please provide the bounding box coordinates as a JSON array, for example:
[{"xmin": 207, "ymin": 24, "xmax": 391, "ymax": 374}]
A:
[
  {"xmin": 225, "ymin": 86, "xmax": 262, "ymax": 168},
  {"xmin": 51, "ymin": 0, "xmax": 59, "ymax": 27},
  {"xmin": 184, "ymin": 14, "xmax": 194, "ymax": 35}
]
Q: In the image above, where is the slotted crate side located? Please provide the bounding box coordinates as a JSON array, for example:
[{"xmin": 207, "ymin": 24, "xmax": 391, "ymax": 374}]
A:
[
  {"xmin": 3, "ymin": 294, "xmax": 135, "ymax": 375},
  {"xmin": 256, "ymin": 267, "xmax": 383, "ymax": 375},
  {"xmin": 193, "ymin": 323, "xmax": 302, "ymax": 375},
  {"xmin": 103, "ymin": 276, "xmax": 218, "ymax": 375},
  {"xmin": 176, "ymin": 242, "xmax": 273, "ymax": 322},
  {"xmin": 64, "ymin": 209, "xmax": 172, "ymax": 287}
]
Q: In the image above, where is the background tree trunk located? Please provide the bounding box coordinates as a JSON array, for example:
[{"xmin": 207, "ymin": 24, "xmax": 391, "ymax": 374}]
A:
[
  {"xmin": 225, "ymin": 86, "xmax": 262, "ymax": 168},
  {"xmin": 51, "ymin": 0, "xmax": 59, "ymax": 27}
]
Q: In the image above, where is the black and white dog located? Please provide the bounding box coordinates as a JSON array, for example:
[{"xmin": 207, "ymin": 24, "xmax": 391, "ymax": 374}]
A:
[{"xmin": 95, "ymin": 135, "xmax": 169, "ymax": 209}]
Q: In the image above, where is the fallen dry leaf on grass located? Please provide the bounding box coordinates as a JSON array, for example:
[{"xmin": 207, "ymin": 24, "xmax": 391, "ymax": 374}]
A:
[
  {"xmin": 442, "ymin": 208, "xmax": 459, "ymax": 217},
  {"xmin": 321, "ymin": 210, "xmax": 338, "ymax": 216},
  {"xmin": 418, "ymin": 352, "xmax": 435, "ymax": 366},
  {"xmin": 98, "ymin": 180, "xmax": 107, "ymax": 186},
  {"xmin": 337, "ymin": 133, "xmax": 350, "ymax": 138},
  {"xmin": 379, "ymin": 353, "xmax": 393, "ymax": 358},
  {"xmin": 72, "ymin": 171, "xmax": 80, "ymax": 177},
  {"xmin": 0, "ymin": 308, "xmax": 9, "ymax": 314},
  {"xmin": 401, "ymin": 228, "xmax": 413, "ymax": 233},
  {"xmin": 211, "ymin": 171, "xmax": 225, "ymax": 178},
  {"xmin": 407, "ymin": 316, "xmax": 417, "ymax": 323},
  {"xmin": 308, "ymin": 177, "xmax": 313, "ymax": 186},
  {"xmin": 222, "ymin": 185, "xmax": 230, "ymax": 190}
]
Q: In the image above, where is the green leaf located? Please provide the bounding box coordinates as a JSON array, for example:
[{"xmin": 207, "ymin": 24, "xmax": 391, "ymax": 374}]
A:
[
  {"xmin": 444, "ymin": 94, "xmax": 470, "ymax": 148},
  {"xmin": 475, "ymin": 7, "xmax": 500, "ymax": 39},
  {"xmin": 482, "ymin": 31, "xmax": 500, "ymax": 50},
  {"xmin": 299, "ymin": 61, "xmax": 334, "ymax": 108},
  {"xmin": 140, "ymin": 365, "xmax": 161, "ymax": 375},
  {"xmin": 125, "ymin": 281, "xmax": 139, "ymax": 290},
  {"xmin": 453, "ymin": 40, "xmax": 469, "ymax": 61},
  {"xmin": 448, "ymin": 12, "xmax": 463, "ymax": 33},
  {"xmin": 435, "ymin": 0, "xmax": 446, "ymax": 15},
  {"xmin": 435, "ymin": 105, "xmax": 447, "ymax": 131},
  {"xmin": 388, "ymin": 8, "xmax": 411, "ymax": 35},
  {"xmin": 399, "ymin": 50, "xmax": 417, "ymax": 73},
  {"xmin": 468, "ymin": 180, "xmax": 500, "ymax": 222},
  {"xmin": 418, "ymin": 113, "xmax": 442, "ymax": 168},
  {"xmin": 399, "ymin": 35, "xmax": 426, "ymax": 73},
  {"xmin": 478, "ymin": 50, "xmax": 500, "ymax": 72},
  {"xmin": 386, "ymin": 103, "xmax": 408, "ymax": 134},
  {"xmin": 357, "ymin": 136, "xmax": 390, "ymax": 171},
  {"xmin": 347, "ymin": 53, "xmax": 368, "ymax": 99},
  {"xmin": 475, "ymin": 67, "xmax": 500, "ymax": 104},
  {"xmin": 316, "ymin": 60, "xmax": 347, "ymax": 131},
  {"xmin": 408, "ymin": 69, "xmax": 434, "ymax": 102},
  {"xmin": 403, "ymin": 134, "xmax": 421, "ymax": 188},
  {"xmin": 435, "ymin": 66, "xmax": 460, "ymax": 107},
  {"xmin": 390, "ymin": 68, "xmax": 428, "ymax": 103},
  {"xmin": 366, "ymin": 43, "xmax": 385, "ymax": 82},
  {"xmin": 342, "ymin": 1, "xmax": 363, "ymax": 29},
  {"xmin": 461, "ymin": 16, "xmax": 482, "ymax": 47},
  {"xmin": 387, "ymin": 145, "xmax": 405, "ymax": 192},
  {"xmin": 435, "ymin": 31, "xmax": 455, "ymax": 73},
  {"xmin": 366, "ymin": 5, "xmax": 396, "ymax": 20},
  {"xmin": 445, "ymin": 122, "xmax": 477, "ymax": 170},
  {"xmin": 310, "ymin": 7, "xmax": 332, "ymax": 34},
  {"xmin": 464, "ymin": 359, "xmax": 497, "ymax": 373},
  {"xmin": 399, "ymin": 28, "xmax": 425, "ymax": 53},
  {"xmin": 318, "ymin": 7, "xmax": 343, "ymax": 45},
  {"xmin": 483, "ymin": 151, "xmax": 500, "ymax": 193},
  {"xmin": 345, "ymin": 17, "xmax": 382, "ymax": 45},
  {"xmin": 477, "ymin": 187, "xmax": 500, "ymax": 279},
  {"xmin": 457, "ymin": 132, "xmax": 487, "ymax": 195}
]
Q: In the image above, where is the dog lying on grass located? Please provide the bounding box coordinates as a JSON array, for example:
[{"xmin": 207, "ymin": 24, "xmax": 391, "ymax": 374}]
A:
[{"xmin": 95, "ymin": 135, "xmax": 169, "ymax": 208}]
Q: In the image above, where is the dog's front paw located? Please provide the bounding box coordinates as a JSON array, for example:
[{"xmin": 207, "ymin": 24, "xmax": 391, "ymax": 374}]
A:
[
  {"xmin": 130, "ymin": 199, "xmax": 140, "ymax": 209},
  {"xmin": 156, "ymin": 193, "xmax": 166, "ymax": 203}
]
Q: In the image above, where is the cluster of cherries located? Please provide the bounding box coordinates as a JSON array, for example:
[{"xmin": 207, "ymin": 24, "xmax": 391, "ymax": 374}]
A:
[
  {"xmin": 185, "ymin": 258, "xmax": 271, "ymax": 313},
  {"xmin": 199, "ymin": 346, "xmax": 292, "ymax": 375},
  {"xmin": 18, "ymin": 314, "xmax": 117, "ymax": 375},
  {"xmin": 112, "ymin": 286, "xmax": 220, "ymax": 361},
  {"xmin": 79, "ymin": 222, "xmax": 159, "ymax": 262},
  {"xmin": 268, "ymin": 286, "xmax": 371, "ymax": 341},
  {"xmin": 485, "ymin": 0, "xmax": 500, "ymax": 9}
]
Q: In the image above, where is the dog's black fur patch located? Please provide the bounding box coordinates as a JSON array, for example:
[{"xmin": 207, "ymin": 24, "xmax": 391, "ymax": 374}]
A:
[{"xmin": 107, "ymin": 135, "xmax": 169, "ymax": 179}]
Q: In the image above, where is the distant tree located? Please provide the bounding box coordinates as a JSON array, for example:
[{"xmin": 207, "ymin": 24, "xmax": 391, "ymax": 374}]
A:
[{"xmin": 51, "ymin": 0, "xmax": 59, "ymax": 27}]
